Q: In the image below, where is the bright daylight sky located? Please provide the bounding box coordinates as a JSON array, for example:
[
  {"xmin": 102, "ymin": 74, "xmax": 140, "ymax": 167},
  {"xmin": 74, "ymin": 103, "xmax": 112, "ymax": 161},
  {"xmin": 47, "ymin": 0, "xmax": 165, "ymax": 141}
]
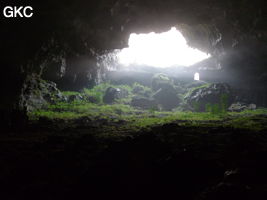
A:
[{"xmin": 117, "ymin": 27, "xmax": 210, "ymax": 68}]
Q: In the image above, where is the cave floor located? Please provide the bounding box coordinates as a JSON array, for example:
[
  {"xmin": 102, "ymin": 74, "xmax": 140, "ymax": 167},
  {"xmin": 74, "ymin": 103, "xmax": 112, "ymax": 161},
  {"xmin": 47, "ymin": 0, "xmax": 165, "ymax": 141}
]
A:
[{"xmin": 1, "ymin": 112, "xmax": 267, "ymax": 199}]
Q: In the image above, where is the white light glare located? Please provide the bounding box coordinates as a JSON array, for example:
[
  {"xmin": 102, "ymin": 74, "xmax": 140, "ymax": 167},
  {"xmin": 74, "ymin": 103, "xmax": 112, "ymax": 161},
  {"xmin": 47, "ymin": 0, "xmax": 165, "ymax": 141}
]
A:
[
  {"xmin": 117, "ymin": 27, "xmax": 210, "ymax": 68},
  {"xmin": 194, "ymin": 72, "xmax": 200, "ymax": 81}
]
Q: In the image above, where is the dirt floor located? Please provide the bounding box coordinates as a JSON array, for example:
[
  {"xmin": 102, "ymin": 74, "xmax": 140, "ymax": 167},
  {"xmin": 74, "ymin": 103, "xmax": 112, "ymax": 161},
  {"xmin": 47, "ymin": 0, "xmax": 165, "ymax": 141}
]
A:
[{"xmin": 1, "ymin": 117, "xmax": 267, "ymax": 200}]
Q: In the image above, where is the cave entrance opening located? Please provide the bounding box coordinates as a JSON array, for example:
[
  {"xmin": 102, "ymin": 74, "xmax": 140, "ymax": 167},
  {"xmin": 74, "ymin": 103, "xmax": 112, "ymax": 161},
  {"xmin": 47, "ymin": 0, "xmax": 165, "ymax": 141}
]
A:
[{"xmin": 116, "ymin": 27, "xmax": 210, "ymax": 68}]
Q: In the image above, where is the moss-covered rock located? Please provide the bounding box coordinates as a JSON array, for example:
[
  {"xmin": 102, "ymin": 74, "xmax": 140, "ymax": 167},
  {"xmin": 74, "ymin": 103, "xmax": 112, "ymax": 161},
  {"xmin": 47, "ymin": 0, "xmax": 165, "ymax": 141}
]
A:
[
  {"xmin": 185, "ymin": 83, "xmax": 233, "ymax": 112},
  {"xmin": 19, "ymin": 74, "xmax": 67, "ymax": 112},
  {"xmin": 151, "ymin": 73, "xmax": 173, "ymax": 91},
  {"xmin": 152, "ymin": 88, "xmax": 181, "ymax": 111}
]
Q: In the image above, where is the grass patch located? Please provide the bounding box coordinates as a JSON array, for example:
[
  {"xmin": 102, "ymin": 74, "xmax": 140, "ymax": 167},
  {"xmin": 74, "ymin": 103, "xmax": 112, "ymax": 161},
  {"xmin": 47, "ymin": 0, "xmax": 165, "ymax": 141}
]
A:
[
  {"xmin": 83, "ymin": 82, "xmax": 133, "ymax": 104},
  {"xmin": 228, "ymin": 108, "xmax": 267, "ymax": 116},
  {"xmin": 62, "ymin": 91, "xmax": 81, "ymax": 96},
  {"xmin": 27, "ymin": 81, "xmax": 267, "ymax": 132},
  {"xmin": 28, "ymin": 106, "xmax": 267, "ymax": 132},
  {"xmin": 29, "ymin": 111, "xmax": 85, "ymax": 120},
  {"xmin": 224, "ymin": 115, "xmax": 267, "ymax": 131}
]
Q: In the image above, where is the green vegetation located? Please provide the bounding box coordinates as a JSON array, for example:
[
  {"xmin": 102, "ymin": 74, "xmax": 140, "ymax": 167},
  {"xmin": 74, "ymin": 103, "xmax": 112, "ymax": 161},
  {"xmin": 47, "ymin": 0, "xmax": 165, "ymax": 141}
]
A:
[
  {"xmin": 229, "ymin": 108, "xmax": 267, "ymax": 116},
  {"xmin": 62, "ymin": 91, "xmax": 80, "ymax": 96},
  {"xmin": 28, "ymin": 97, "xmax": 267, "ymax": 132},
  {"xmin": 220, "ymin": 94, "xmax": 229, "ymax": 113},
  {"xmin": 82, "ymin": 82, "xmax": 133, "ymax": 104},
  {"xmin": 223, "ymin": 115, "xmax": 267, "ymax": 131},
  {"xmin": 132, "ymin": 82, "xmax": 152, "ymax": 97},
  {"xmin": 193, "ymin": 102, "xmax": 200, "ymax": 111},
  {"xmin": 83, "ymin": 82, "xmax": 112, "ymax": 103},
  {"xmin": 210, "ymin": 94, "xmax": 228, "ymax": 113},
  {"xmin": 204, "ymin": 94, "xmax": 229, "ymax": 115},
  {"xmin": 29, "ymin": 101, "xmax": 137, "ymax": 120},
  {"xmin": 27, "ymin": 82, "xmax": 267, "ymax": 132}
]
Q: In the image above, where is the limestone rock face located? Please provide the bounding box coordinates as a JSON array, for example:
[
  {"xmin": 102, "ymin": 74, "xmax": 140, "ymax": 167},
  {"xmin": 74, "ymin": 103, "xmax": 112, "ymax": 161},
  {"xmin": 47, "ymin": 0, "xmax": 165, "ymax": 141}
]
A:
[
  {"xmin": 19, "ymin": 74, "xmax": 66, "ymax": 112},
  {"xmin": 185, "ymin": 83, "xmax": 233, "ymax": 112}
]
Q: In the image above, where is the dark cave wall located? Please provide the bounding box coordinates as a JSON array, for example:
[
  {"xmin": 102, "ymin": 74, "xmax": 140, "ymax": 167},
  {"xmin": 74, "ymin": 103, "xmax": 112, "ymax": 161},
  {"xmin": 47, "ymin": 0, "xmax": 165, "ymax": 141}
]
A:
[{"xmin": 0, "ymin": 0, "xmax": 266, "ymax": 123}]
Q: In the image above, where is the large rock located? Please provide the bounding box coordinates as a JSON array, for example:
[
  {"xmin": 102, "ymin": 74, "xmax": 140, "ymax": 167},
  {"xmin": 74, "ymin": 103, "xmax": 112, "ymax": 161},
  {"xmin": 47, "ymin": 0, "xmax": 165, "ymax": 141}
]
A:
[
  {"xmin": 150, "ymin": 73, "xmax": 181, "ymax": 110},
  {"xmin": 103, "ymin": 87, "xmax": 128, "ymax": 104},
  {"xmin": 185, "ymin": 83, "xmax": 233, "ymax": 112},
  {"xmin": 67, "ymin": 94, "xmax": 84, "ymax": 102},
  {"xmin": 19, "ymin": 74, "xmax": 66, "ymax": 112},
  {"xmin": 151, "ymin": 73, "xmax": 173, "ymax": 91},
  {"xmin": 152, "ymin": 88, "xmax": 181, "ymax": 111},
  {"xmin": 228, "ymin": 102, "xmax": 257, "ymax": 112}
]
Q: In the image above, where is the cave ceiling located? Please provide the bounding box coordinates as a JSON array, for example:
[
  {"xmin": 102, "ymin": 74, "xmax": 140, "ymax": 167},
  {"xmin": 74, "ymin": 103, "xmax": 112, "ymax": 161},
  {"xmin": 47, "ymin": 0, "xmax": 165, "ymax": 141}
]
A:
[{"xmin": 1, "ymin": 0, "xmax": 266, "ymax": 80}]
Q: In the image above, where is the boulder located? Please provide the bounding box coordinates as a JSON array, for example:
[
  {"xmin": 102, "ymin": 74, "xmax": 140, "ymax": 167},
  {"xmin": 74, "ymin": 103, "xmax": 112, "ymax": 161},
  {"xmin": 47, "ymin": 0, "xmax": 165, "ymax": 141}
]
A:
[
  {"xmin": 248, "ymin": 104, "xmax": 257, "ymax": 110},
  {"xmin": 228, "ymin": 102, "xmax": 257, "ymax": 112},
  {"xmin": 103, "ymin": 87, "xmax": 128, "ymax": 104},
  {"xmin": 151, "ymin": 73, "xmax": 173, "ymax": 91},
  {"xmin": 68, "ymin": 94, "xmax": 84, "ymax": 102},
  {"xmin": 152, "ymin": 88, "xmax": 181, "ymax": 111},
  {"xmin": 19, "ymin": 74, "xmax": 67, "ymax": 112},
  {"xmin": 185, "ymin": 83, "xmax": 233, "ymax": 112}
]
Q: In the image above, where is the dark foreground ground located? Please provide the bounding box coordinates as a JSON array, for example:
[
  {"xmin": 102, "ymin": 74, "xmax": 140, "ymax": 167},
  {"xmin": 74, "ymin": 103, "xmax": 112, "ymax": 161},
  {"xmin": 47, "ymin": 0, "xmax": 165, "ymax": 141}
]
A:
[{"xmin": 1, "ymin": 118, "xmax": 267, "ymax": 200}]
